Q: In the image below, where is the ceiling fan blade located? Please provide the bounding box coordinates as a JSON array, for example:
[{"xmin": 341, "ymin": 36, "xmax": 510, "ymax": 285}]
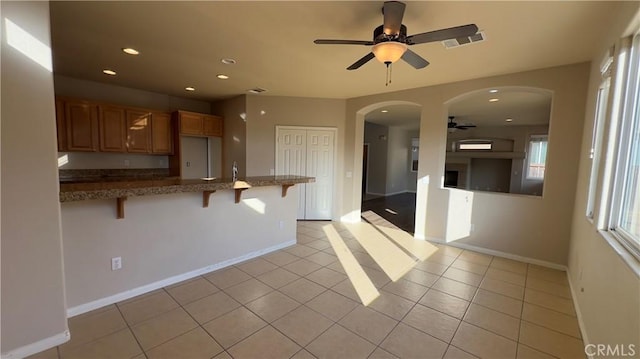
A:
[
  {"xmin": 314, "ymin": 39, "xmax": 375, "ymax": 46},
  {"xmin": 457, "ymin": 125, "xmax": 477, "ymax": 129},
  {"xmin": 383, "ymin": 1, "xmax": 406, "ymax": 35},
  {"xmin": 347, "ymin": 52, "xmax": 375, "ymax": 70},
  {"xmin": 407, "ymin": 24, "xmax": 479, "ymax": 44},
  {"xmin": 401, "ymin": 49, "xmax": 429, "ymax": 69}
]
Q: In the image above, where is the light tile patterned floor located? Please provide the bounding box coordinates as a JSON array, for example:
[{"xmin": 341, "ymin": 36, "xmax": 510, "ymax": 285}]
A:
[{"xmin": 28, "ymin": 220, "xmax": 585, "ymax": 359}]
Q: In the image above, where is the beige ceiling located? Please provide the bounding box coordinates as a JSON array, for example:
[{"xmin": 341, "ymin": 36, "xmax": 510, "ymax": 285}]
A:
[{"xmin": 50, "ymin": 1, "xmax": 624, "ymax": 102}]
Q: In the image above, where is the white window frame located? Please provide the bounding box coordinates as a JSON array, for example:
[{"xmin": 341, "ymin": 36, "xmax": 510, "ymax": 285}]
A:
[
  {"xmin": 586, "ymin": 52, "xmax": 613, "ymax": 220},
  {"xmin": 526, "ymin": 135, "xmax": 548, "ymax": 180},
  {"xmin": 456, "ymin": 139, "xmax": 493, "ymax": 151},
  {"xmin": 607, "ymin": 33, "xmax": 640, "ymax": 261}
]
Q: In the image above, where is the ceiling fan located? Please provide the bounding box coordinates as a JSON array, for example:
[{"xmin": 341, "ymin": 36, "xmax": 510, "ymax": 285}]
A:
[
  {"xmin": 448, "ymin": 116, "xmax": 477, "ymax": 131},
  {"xmin": 314, "ymin": 1, "xmax": 478, "ymax": 71}
]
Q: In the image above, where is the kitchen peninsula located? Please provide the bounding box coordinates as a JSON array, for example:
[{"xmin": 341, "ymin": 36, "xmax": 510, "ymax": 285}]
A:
[
  {"xmin": 60, "ymin": 175, "xmax": 314, "ymax": 218},
  {"xmin": 59, "ymin": 174, "xmax": 315, "ymax": 316}
]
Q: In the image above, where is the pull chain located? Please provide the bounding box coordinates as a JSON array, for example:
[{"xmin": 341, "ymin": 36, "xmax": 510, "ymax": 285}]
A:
[{"xmin": 385, "ymin": 62, "xmax": 393, "ymax": 86}]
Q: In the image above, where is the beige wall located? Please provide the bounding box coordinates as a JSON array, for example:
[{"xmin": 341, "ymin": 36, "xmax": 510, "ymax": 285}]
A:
[
  {"xmin": 1, "ymin": 1, "xmax": 69, "ymax": 356},
  {"xmin": 568, "ymin": 2, "xmax": 640, "ymax": 351},
  {"xmin": 245, "ymin": 95, "xmax": 346, "ymax": 177},
  {"xmin": 343, "ymin": 64, "xmax": 590, "ymax": 265},
  {"xmin": 55, "ymin": 75, "xmax": 211, "ymax": 113},
  {"xmin": 386, "ymin": 127, "xmax": 414, "ymax": 195},
  {"xmin": 211, "ymin": 95, "xmax": 247, "ymax": 178}
]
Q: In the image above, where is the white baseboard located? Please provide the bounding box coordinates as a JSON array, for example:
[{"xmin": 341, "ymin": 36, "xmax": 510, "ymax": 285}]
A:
[
  {"xmin": 426, "ymin": 237, "xmax": 567, "ymax": 271},
  {"xmin": 1, "ymin": 330, "xmax": 70, "ymax": 359},
  {"xmin": 566, "ymin": 269, "xmax": 591, "ymax": 358},
  {"xmin": 67, "ymin": 239, "xmax": 296, "ymax": 317},
  {"xmin": 365, "ymin": 191, "xmax": 386, "ymax": 197}
]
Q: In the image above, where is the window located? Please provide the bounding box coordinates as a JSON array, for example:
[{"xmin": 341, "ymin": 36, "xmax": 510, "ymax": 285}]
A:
[
  {"xmin": 527, "ymin": 135, "xmax": 548, "ymax": 179},
  {"xmin": 457, "ymin": 140, "xmax": 493, "ymax": 151},
  {"xmin": 459, "ymin": 143, "xmax": 492, "ymax": 150},
  {"xmin": 609, "ymin": 33, "xmax": 640, "ymax": 259},
  {"xmin": 586, "ymin": 50, "xmax": 613, "ymax": 219}
]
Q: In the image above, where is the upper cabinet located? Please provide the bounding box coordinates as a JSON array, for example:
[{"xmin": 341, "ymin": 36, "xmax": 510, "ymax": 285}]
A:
[
  {"xmin": 55, "ymin": 97, "xmax": 180, "ymax": 155},
  {"xmin": 64, "ymin": 99, "xmax": 99, "ymax": 152},
  {"xmin": 126, "ymin": 110, "xmax": 152, "ymax": 153},
  {"xmin": 203, "ymin": 115, "xmax": 223, "ymax": 137},
  {"xmin": 176, "ymin": 111, "xmax": 223, "ymax": 137},
  {"xmin": 99, "ymin": 105, "xmax": 127, "ymax": 152},
  {"xmin": 151, "ymin": 112, "xmax": 173, "ymax": 154}
]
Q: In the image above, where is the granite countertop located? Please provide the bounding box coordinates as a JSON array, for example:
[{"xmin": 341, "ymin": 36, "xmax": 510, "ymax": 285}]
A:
[{"xmin": 59, "ymin": 175, "xmax": 315, "ymax": 202}]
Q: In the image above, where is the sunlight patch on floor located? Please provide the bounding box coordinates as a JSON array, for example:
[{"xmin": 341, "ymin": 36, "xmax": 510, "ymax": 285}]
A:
[
  {"xmin": 322, "ymin": 224, "xmax": 379, "ymax": 306},
  {"xmin": 342, "ymin": 222, "xmax": 417, "ymax": 282}
]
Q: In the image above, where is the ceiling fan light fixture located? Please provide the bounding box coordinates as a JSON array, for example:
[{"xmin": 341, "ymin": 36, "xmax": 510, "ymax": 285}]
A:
[{"xmin": 372, "ymin": 41, "xmax": 407, "ymax": 64}]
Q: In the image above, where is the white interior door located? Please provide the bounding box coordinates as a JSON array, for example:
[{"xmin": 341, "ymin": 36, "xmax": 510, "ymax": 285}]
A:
[
  {"xmin": 276, "ymin": 127, "xmax": 335, "ymax": 220},
  {"xmin": 305, "ymin": 130, "xmax": 334, "ymax": 219},
  {"xmin": 276, "ymin": 129, "xmax": 307, "ymax": 219}
]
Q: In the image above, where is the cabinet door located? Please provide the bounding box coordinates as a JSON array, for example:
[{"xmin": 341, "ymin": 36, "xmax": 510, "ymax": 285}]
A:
[
  {"xmin": 126, "ymin": 110, "xmax": 152, "ymax": 153},
  {"xmin": 65, "ymin": 101, "xmax": 99, "ymax": 151},
  {"xmin": 55, "ymin": 99, "xmax": 68, "ymax": 151},
  {"xmin": 99, "ymin": 105, "xmax": 127, "ymax": 152},
  {"xmin": 179, "ymin": 112, "xmax": 203, "ymax": 135},
  {"xmin": 151, "ymin": 112, "xmax": 173, "ymax": 154},
  {"xmin": 203, "ymin": 115, "xmax": 223, "ymax": 137}
]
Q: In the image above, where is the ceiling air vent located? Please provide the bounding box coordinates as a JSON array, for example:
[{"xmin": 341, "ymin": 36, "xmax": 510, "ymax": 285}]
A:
[
  {"xmin": 442, "ymin": 31, "xmax": 486, "ymax": 49},
  {"xmin": 248, "ymin": 88, "xmax": 267, "ymax": 94}
]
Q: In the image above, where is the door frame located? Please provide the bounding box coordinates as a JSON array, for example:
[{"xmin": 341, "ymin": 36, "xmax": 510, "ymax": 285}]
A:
[
  {"xmin": 362, "ymin": 143, "xmax": 370, "ymax": 197},
  {"xmin": 275, "ymin": 125, "xmax": 338, "ymax": 220}
]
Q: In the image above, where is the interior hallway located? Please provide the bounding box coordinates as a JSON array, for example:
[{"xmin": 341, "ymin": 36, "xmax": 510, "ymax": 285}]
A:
[
  {"xmin": 362, "ymin": 193, "xmax": 417, "ymax": 234},
  {"xmin": 28, "ymin": 220, "xmax": 584, "ymax": 359}
]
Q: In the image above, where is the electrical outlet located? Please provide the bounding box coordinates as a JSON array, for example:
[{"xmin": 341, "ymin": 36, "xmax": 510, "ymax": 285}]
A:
[
  {"xmin": 111, "ymin": 257, "xmax": 122, "ymax": 271},
  {"xmin": 124, "ymin": 159, "xmax": 130, "ymax": 167},
  {"xmin": 279, "ymin": 220, "xmax": 284, "ymax": 229}
]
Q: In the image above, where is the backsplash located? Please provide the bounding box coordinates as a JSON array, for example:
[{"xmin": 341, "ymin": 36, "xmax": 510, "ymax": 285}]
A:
[
  {"xmin": 59, "ymin": 168, "xmax": 170, "ymax": 180},
  {"xmin": 57, "ymin": 152, "xmax": 169, "ymax": 170}
]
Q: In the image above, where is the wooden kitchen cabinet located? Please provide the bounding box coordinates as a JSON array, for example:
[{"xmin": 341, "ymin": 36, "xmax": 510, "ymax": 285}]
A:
[
  {"xmin": 203, "ymin": 115, "xmax": 223, "ymax": 137},
  {"xmin": 179, "ymin": 111, "xmax": 204, "ymax": 135},
  {"xmin": 64, "ymin": 100, "xmax": 99, "ymax": 152},
  {"xmin": 176, "ymin": 111, "xmax": 223, "ymax": 137},
  {"xmin": 126, "ymin": 110, "xmax": 152, "ymax": 153},
  {"xmin": 99, "ymin": 105, "xmax": 127, "ymax": 152},
  {"xmin": 151, "ymin": 112, "xmax": 173, "ymax": 154}
]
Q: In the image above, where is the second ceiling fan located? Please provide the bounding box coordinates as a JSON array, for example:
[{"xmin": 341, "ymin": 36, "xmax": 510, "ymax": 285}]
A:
[{"xmin": 314, "ymin": 1, "xmax": 478, "ymax": 71}]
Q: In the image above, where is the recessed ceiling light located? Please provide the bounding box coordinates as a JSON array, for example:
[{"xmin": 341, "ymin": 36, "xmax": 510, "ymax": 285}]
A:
[
  {"xmin": 122, "ymin": 47, "xmax": 139, "ymax": 55},
  {"xmin": 489, "ymin": 98, "xmax": 499, "ymax": 102},
  {"xmin": 185, "ymin": 86, "xmax": 195, "ymax": 91},
  {"xmin": 489, "ymin": 89, "xmax": 498, "ymax": 93},
  {"xmin": 505, "ymin": 118, "xmax": 513, "ymax": 122},
  {"xmin": 102, "ymin": 69, "xmax": 116, "ymax": 75},
  {"xmin": 221, "ymin": 58, "xmax": 236, "ymax": 65},
  {"xmin": 381, "ymin": 110, "xmax": 389, "ymax": 113},
  {"xmin": 217, "ymin": 74, "xmax": 229, "ymax": 80}
]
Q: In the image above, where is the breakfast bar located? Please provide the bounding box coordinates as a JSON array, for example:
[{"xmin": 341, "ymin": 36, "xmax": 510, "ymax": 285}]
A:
[{"xmin": 60, "ymin": 175, "xmax": 314, "ymax": 218}]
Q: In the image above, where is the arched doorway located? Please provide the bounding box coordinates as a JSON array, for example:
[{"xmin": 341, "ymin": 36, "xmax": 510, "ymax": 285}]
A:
[{"xmin": 353, "ymin": 101, "xmax": 422, "ymax": 233}]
